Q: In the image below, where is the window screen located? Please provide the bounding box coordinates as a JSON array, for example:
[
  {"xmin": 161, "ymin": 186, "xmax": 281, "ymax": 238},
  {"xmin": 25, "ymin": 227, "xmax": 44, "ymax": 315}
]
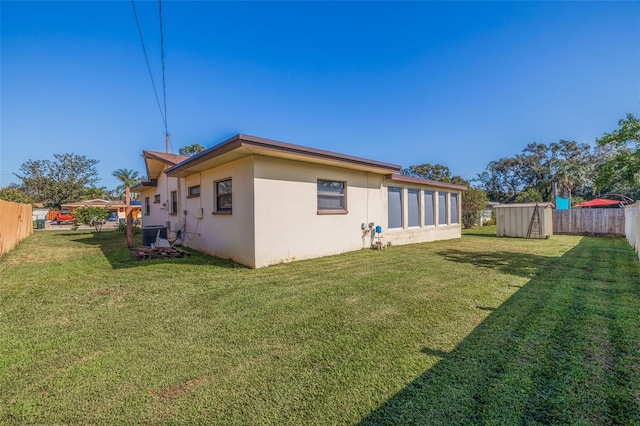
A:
[
  {"xmin": 450, "ymin": 193, "xmax": 459, "ymax": 224},
  {"xmin": 388, "ymin": 186, "xmax": 403, "ymax": 229},
  {"xmin": 170, "ymin": 191, "xmax": 178, "ymax": 214},
  {"xmin": 424, "ymin": 190, "xmax": 434, "ymax": 225},
  {"xmin": 317, "ymin": 180, "xmax": 345, "ymax": 210},
  {"xmin": 408, "ymin": 189, "xmax": 419, "ymax": 227},
  {"xmin": 438, "ymin": 192, "xmax": 447, "ymax": 225}
]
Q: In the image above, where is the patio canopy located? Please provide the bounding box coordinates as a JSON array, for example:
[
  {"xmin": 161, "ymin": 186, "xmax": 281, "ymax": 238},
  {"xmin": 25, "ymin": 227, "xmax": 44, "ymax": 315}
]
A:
[{"xmin": 573, "ymin": 198, "xmax": 622, "ymax": 208}]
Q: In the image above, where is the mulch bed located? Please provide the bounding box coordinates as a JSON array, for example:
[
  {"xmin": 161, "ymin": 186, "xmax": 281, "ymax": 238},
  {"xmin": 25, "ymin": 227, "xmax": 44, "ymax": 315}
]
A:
[{"xmin": 129, "ymin": 246, "xmax": 190, "ymax": 260}]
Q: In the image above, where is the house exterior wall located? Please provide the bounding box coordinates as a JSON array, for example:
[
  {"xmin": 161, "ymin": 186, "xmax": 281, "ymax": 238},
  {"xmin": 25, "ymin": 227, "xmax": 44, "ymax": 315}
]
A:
[
  {"xmin": 382, "ymin": 180, "xmax": 462, "ymax": 246},
  {"xmin": 252, "ymin": 155, "xmax": 383, "ymax": 268},
  {"xmin": 249, "ymin": 156, "xmax": 462, "ymax": 268},
  {"xmin": 180, "ymin": 156, "xmax": 256, "ymax": 267},
  {"xmin": 139, "ymin": 165, "xmax": 183, "ymax": 234},
  {"xmin": 144, "ymin": 149, "xmax": 464, "ymax": 268}
]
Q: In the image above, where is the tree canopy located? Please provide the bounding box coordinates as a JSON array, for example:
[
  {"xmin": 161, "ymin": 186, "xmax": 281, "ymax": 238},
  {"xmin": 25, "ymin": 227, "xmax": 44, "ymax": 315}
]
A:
[
  {"xmin": 596, "ymin": 113, "xmax": 640, "ymax": 190},
  {"xmin": 0, "ymin": 184, "xmax": 35, "ymax": 205},
  {"xmin": 476, "ymin": 140, "xmax": 596, "ymax": 203},
  {"xmin": 14, "ymin": 153, "xmax": 99, "ymax": 208},
  {"xmin": 461, "ymin": 187, "xmax": 488, "ymax": 229},
  {"xmin": 401, "ymin": 163, "xmax": 468, "ymax": 185},
  {"xmin": 73, "ymin": 206, "xmax": 110, "ymax": 233},
  {"xmin": 112, "ymin": 169, "xmax": 141, "ymax": 199},
  {"xmin": 179, "ymin": 144, "xmax": 206, "ymax": 156}
]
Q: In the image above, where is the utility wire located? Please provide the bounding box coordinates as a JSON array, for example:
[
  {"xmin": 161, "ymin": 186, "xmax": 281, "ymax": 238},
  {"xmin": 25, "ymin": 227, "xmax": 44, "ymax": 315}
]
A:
[
  {"xmin": 158, "ymin": 0, "xmax": 168, "ymax": 136},
  {"xmin": 131, "ymin": 0, "xmax": 167, "ymax": 133}
]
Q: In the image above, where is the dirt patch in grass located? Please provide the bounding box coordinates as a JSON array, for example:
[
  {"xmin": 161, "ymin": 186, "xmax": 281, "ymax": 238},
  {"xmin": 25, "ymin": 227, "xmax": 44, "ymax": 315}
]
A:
[{"xmin": 158, "ymin": 377, "xmax": 208, "ymax": 400}]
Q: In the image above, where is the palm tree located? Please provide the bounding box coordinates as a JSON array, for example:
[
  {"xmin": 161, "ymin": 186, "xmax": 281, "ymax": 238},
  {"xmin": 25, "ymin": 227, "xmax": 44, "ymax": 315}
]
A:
[{"xmin": 112, "ymin": 168, "xmax": 141, "ymax": 200}]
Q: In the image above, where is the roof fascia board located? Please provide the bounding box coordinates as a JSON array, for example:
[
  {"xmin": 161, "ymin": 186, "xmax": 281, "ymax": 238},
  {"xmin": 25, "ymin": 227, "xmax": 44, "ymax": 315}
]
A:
[
  {"xmin": 386, "ymin": 173, "xmax": 467, "ymax": 191},
  {"xmin": 165, "ymin": 134, "xmax": 401, "ymax": 177}
]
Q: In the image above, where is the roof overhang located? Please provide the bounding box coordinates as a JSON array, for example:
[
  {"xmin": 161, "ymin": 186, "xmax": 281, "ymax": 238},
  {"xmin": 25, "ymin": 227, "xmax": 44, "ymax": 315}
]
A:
[
  {"xmin": 61, "ymin": 200, "xmax": 127, "ymax": 208},
  {"xmin": 165, "ymin": 134, "xmax": 402, "ymax": 178},
  {"xmin": 130, "ymin": 179, "xmax": 158, "ymax": 192},
  {"xmin": 386, "ymin": 173, "xmax": 467, "ymax": 191},
  {"xmin": 142, "ymin": 151, "xmax": 189, "ymax": 180}
]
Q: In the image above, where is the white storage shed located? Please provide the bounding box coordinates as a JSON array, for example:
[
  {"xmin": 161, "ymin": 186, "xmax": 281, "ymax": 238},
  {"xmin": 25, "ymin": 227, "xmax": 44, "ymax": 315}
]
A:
[{"xmin": 495, "ymin": 203, "xmax": 554, "ymax": 238}]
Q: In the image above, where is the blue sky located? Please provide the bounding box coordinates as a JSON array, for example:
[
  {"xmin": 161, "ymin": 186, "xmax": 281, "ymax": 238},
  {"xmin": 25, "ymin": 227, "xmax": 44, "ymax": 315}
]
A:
[{"xmin": 2, "ymin": 1, "xmax": 639, "ymax": 190}]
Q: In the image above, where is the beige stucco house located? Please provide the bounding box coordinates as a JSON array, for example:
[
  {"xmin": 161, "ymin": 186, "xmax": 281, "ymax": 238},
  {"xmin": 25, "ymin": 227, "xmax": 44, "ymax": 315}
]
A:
[{"xmin": 133, "ymin": 134, "xmax": 466, "ymax": 268}]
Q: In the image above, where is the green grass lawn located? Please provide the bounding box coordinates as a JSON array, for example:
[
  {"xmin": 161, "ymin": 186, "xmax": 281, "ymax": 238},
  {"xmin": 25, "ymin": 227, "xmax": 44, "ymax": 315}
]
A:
[{"xmin": 1, "ymin": 227, "xmax": 639, "ymax": 424}]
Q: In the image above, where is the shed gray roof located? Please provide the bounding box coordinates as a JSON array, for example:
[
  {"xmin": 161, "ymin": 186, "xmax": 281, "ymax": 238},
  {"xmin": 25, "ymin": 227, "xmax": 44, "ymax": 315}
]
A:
[{"xmin": 494, "ymin": 203, "xmax": 555, "ymax": 208}]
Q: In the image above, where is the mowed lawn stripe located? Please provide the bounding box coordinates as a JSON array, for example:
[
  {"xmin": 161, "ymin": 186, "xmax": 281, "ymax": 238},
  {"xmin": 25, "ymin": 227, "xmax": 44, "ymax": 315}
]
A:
[{"xmin": 1, "ymin": 228, "xmax": 638, "ymax": 424}]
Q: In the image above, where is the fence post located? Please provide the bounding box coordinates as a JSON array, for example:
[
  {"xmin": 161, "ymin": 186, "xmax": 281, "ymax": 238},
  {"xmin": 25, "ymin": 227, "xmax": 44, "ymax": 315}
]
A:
[{"xmin": 625, "ymin": 203, "xmax": 640, "ymax": 260}]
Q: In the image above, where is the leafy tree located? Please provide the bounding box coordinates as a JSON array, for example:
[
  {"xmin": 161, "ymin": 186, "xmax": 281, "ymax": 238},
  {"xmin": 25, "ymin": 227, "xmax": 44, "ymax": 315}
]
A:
[
  {"xmin": 476, "ymin": 140, "xmax": 595, "ymax": 202},
  {"xmin": 82, "ymin": 186, "xmax": 110, "ymax": 200},
  {"xmin": 73, "ymin": 206, "xmax": 110, "ymax": 233},
  {"xmin": 515, "ymin": 188, "xmax": 543, "ymax": 203},
  {"xmin": 14, "ymin": 153, "xmax": 99, "ymax": 208},
  {"xmin": 548, "ymin": 140, "xmax": 596, "ymax": 198},
  {"xmin": 461, "ymin": 187, "xmax": 488, "ymax": 229},
  {"xmin": 596, "ymin": 113, "xmax": 640, "ymax": 189},
  {"xmin": 476, "ymin": 157, "xmax": 524, "ymax": 202},
  {"xmin": 179, "ymin": 143, "xmax": 206, "ymax": 156},
  {"xmin": 111, "ymin": 169, "xmax": 141, "ymax": 200},
  {"xmin": 0, "ymin": 184, "xmax": 34, "ymax": 204},
  {"xmin": 571, "ymin": 196, "xmax": 586, "ymax": 207},
  {"xmin": 401, "ymin": 163, "xmax": 467, "ymax": 185}
]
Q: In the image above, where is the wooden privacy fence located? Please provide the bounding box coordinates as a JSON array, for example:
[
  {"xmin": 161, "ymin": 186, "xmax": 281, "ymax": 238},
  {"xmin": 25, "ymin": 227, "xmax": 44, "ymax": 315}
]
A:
[
  {"xmin": 625, "ymin": 203, "xmax": 640, "ymax": 260},
  {"xmin": 552, "ymin": 208, "xmax": 625, "ymax": 236},
  {"xmin": 0, "ymin": 200, "xmax": 33, "ymax": 256}
]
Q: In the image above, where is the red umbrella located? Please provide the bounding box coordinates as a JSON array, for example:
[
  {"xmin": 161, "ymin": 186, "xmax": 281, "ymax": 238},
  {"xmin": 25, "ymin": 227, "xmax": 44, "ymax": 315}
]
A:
[{"xmin": 573, "ymin": 198, "xmax": 621, "ymax": 208}]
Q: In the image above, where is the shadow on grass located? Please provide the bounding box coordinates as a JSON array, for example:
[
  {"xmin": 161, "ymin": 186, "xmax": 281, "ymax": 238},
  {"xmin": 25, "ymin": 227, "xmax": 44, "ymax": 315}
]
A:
[
  {"xmin": 438, "ymin": 249, "xmax": 546, "ymax": 278},
  {"xmin": 359, "ymin": 238, "xmax": 640, "ymax": 425},
  {"xmin": 62, "ymin": 231, "xmax": 245, "ymax": 270},
  {"xmin": 462, "ymin": 231, "xmax": 500, "ymax": 238}
]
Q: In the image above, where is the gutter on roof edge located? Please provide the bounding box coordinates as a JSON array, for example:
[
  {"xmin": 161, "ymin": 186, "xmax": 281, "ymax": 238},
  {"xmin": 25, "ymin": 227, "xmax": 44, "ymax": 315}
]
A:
[{"xmin": 165, "ymin": 134, "xmax": 402, "ymax": 176}]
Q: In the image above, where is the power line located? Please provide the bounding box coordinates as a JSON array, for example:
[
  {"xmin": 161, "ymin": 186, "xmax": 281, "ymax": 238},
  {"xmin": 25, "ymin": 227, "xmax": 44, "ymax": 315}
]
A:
[
  {"xmin": 131, "ymin": 0, "xmax": 167, "ymax": 135},
  {"xmin": 158, "ymin": 0, "xmax": 168, "ymax": 136}
]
